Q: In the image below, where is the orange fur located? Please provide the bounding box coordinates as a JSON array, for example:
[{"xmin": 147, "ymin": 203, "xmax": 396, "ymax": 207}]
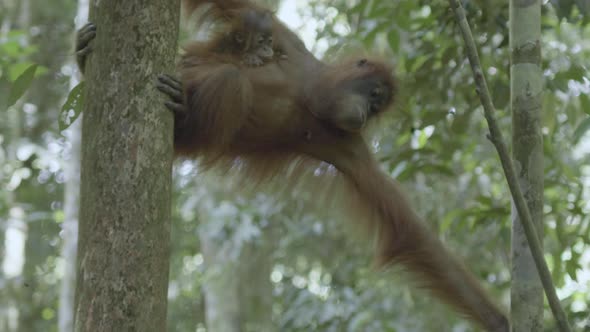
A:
[
  {"xmin": 182, "ymin": 1, "xmax": 278, "ymax": 68},
  {"xmin": 173, "ymin": 0, "xmax": 509, "ymax": 330}
]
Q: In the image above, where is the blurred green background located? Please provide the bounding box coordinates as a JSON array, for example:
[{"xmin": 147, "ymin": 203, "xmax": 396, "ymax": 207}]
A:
[{"xmin": 1, "ymin": 0, "xmax": 589, "ymax": 331}]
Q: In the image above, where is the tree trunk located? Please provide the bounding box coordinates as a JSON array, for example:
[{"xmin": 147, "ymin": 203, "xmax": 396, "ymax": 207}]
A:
[
  {"xmin": 197, "ymin": 177, "xmax": 276, "ymax": 332},
  {"xmin": 238, "ymin": 236, "xmax": 274, "ymax": 332},
  {"xmin": 200, "ymin": 222, "xmax": 275, "ymax": 332},
  {"xmin": 74, "ymin": 1, "xmax": 179, "ymax": 331},
  {"xmin": 510, "ymin": 0, "xmax": 544, "ymax": 330},
  {"xmin": 199, "ymin": 229, "xmax": 242, "ymax": 332}
]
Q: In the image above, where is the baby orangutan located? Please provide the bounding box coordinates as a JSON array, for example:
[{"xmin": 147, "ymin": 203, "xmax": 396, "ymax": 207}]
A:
[
  {"xmin": 188, "ymin": 5, "xmax": 284, "ymax": 67},
  {"xmin": 234, "ymin": 9, "xmax": 278, "ymax": 66}
]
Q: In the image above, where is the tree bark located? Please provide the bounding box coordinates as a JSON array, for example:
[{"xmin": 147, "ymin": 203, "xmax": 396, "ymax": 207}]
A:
[
  {"xmin": 449, "ymin": 1, "xmax": 570, "ymax": 329},
  {"xmin": 238, "ymin": 237, "xmax": 274, "ymax": 332},
  {"xmin": 199, "ymin": 229, "xmax": 242, "ymax": 332},
  {"xmin": 74, "ymin": 1, "xmax": 179, "ymax": 331},
  {"xmin": 510, "ymin": 0, "xmax": 544, "ymax": 331},
  {"xmin": 197, "ymin": 177, "xmax": 276, "ymax": 332},
  {"xmin": 200, "ymin": 220, "xmax": 275, "ymax": 332}
]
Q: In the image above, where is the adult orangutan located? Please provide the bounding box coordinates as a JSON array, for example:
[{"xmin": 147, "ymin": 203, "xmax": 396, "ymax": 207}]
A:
[{"xmin": 76, "ymin": 0, "xmax": 509, "ymax": 330}]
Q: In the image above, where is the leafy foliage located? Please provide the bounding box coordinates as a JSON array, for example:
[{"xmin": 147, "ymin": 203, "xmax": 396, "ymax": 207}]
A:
[
  {"xmin": 7, "ymin": 64, "xmax": 38, "ymax": 107},
  {"xmin": 59, "ymin": 82, "xmax": 85, "ymax": 131},
  {"xmin": 1, "ymin": 0, "xmax": 589, "ymax": 331}
]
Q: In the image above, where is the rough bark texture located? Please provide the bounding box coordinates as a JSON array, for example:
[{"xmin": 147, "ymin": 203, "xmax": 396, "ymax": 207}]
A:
[
  {"xmin": 74, "ymin": 1, "xmax": 179, "ymax": 331},
  {"xmin": 510, "ymin": 0, "xmax": 544, "ymax": 331}
]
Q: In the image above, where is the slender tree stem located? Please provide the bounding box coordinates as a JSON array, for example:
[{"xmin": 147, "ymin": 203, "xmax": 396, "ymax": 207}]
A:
[{"xmin": 447, "ymin": 1, "xmax": 572, "ymax": 331}]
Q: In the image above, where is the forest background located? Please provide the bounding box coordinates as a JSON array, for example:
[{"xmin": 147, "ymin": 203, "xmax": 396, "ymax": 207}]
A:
[{"xmin": 0, "ymin": 0, "xmax": 589, "ymax": 331}]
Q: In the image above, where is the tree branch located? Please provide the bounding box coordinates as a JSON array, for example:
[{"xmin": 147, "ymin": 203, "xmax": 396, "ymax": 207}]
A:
[{"xmin": 447, "ymin": 1, "xmax": 572, "ymax": 331}]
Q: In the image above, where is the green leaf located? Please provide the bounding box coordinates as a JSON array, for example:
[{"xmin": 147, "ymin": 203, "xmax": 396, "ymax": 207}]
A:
[
  {"xmin": 59, "ymin": 82, "xmax": 85, "ymax": 131},
  {"xmin": 565, "ymin": 255, "xmax": 580, "ymax": 281},
  {"xmin": 387, "ymin": 29, "xmax": 400, "ymax": 53},
  {"xmin": 409, "ymin": 55, "xmax": 430, "ymax": 72},
  {"xmin": 565, "ymin": 64, "xmax": 585, "ymax": 82},
  {"xmin": 2, "ymin": 40, "xmax": 21, "ymax": 58},
  {"xmin": 348, "ymin": 2, "xmax": 366, "ymax": 14},
  {"xmin": 417, "ymin": 130, "xmax": 428, "ymax": 147},
  {"xmin": 8, "ymin": 62, "xmax": 34, "ymax": 81},
  {"xmin": 580, "ymin": 94, "xmax": 590, "ymax": 115},
  {"xmin": 7, "ymin": 64, "xmax": 38, "ymax": 107},
  {"xmin": 572, "ymin": 117, "xmax": 590, "ymax": 144},
  {"xmin": 440, "ymin": 210, "xmax": 462, "ymax": 232},
  {"xmin": 551, "ymin": 0, "xmax": 575, "ymax": 20}
]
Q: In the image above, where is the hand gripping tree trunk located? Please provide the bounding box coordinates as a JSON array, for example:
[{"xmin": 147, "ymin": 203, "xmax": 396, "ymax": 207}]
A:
[{"xmin": 74, "ymin": 1, "xmax": 179, "ymax": 331}]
